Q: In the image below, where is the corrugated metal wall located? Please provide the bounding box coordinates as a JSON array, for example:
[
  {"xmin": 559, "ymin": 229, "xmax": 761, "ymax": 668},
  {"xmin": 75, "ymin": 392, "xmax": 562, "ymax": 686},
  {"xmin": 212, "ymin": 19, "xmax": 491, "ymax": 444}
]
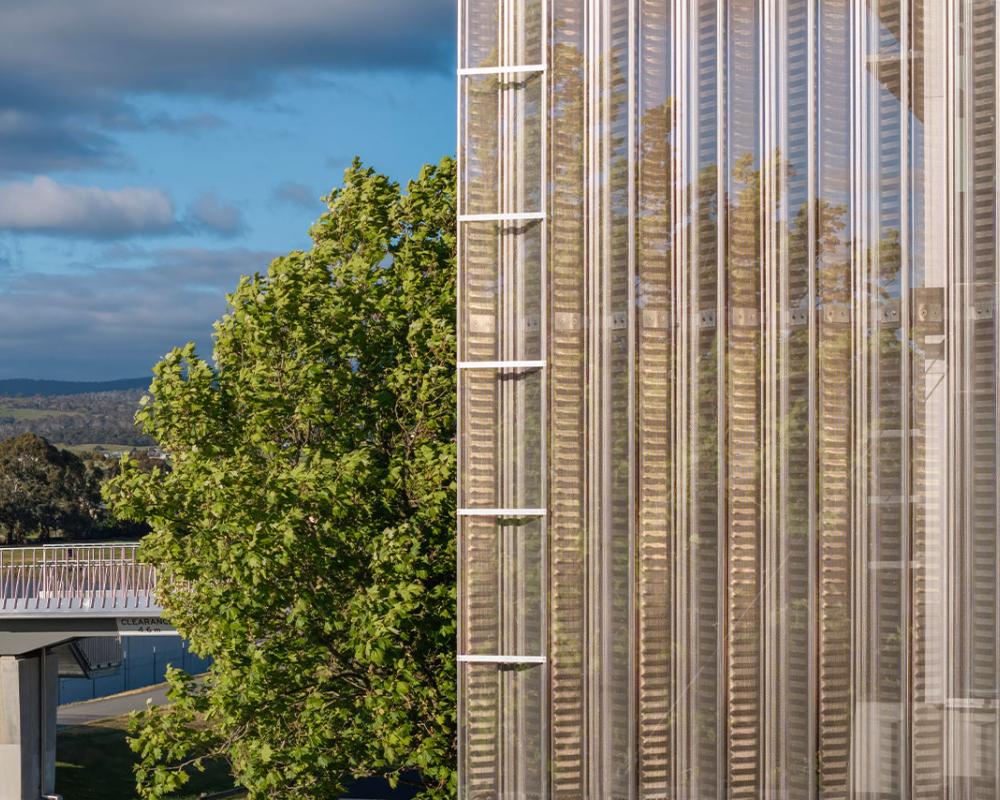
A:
[{"xmin": 457, "ymin": 1, "xmax": 1000, "ymax": 797}]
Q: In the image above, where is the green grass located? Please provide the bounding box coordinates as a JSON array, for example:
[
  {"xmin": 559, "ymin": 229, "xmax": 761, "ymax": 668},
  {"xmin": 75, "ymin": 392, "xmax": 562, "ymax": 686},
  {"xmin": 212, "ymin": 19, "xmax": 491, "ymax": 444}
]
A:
[
  {"xmin": 57, "ymin": 717, "xmax": 240, "ymax": 799},
  {"xmin": 0, "ymin": 405, "xmax": 78, "ymax": 421}
]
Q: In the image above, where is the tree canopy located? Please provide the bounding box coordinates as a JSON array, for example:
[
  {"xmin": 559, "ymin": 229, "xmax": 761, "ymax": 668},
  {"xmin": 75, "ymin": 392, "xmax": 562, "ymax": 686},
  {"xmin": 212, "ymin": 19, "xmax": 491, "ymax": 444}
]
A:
[
  {"xmin": 106, "ymin": 157, "xmax": 457, "ymax": 798},
  {"xmin": 0, "ymin": 432, "xmax": 145, "ymax": 542}
]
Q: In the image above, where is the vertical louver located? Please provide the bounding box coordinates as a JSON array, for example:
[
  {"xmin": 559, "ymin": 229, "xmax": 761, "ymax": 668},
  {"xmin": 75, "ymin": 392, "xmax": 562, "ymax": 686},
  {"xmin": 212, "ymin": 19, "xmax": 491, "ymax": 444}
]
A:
[{"xmin": 547, "ymin": 0, "xmax": 586, "ymax": 794}]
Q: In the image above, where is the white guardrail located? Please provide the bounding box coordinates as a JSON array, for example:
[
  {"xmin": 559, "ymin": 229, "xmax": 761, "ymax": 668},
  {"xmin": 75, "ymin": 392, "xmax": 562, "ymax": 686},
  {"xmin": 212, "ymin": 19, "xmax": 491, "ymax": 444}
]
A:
[{"xmin": 0, "ymin": 543, "xmax": 158, "ymax": 612}]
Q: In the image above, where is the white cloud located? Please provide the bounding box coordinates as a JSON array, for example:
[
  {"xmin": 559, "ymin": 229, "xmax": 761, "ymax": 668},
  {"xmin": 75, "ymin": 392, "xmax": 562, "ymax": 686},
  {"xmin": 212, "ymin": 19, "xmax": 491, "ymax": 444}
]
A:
[{"xmin": 0, "ymin": 177, "xmax": 177, "ymax": 238}]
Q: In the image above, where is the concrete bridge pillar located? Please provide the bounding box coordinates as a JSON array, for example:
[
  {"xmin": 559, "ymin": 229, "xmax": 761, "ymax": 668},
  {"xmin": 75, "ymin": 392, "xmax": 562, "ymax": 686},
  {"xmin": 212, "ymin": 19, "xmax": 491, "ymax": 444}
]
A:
[{"xmin": 0, "ymin": 651, "xmax": 58, "ymax": 800}]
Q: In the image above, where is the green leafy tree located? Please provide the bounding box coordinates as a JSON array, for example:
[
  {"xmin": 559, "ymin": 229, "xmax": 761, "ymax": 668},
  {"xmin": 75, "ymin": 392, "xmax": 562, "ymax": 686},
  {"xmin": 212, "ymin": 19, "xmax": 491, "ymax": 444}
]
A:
[
  {"xmin": 106, "ymin": 158, "xmax": 457, "ymax": 799},
  {"xmin": 0, "ymin": 433, "xmax": 105, "ymax": 542}
]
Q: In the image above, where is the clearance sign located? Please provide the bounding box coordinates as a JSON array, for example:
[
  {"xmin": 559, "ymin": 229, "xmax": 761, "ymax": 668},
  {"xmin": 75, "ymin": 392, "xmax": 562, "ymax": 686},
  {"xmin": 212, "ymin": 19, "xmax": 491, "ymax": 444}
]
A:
[{"xmin": 116, "ymin": 616, "xmax": 176, "ymax": 636}]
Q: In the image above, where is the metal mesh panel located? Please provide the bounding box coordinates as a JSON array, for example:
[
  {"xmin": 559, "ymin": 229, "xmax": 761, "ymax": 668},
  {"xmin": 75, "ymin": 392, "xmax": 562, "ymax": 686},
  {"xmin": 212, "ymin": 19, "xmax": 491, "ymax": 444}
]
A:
[
  {"xmin": 462, "ymin": 0, "xmax": 544, "ymax": 69},
  {"xmin": 456, "ymin": 1, "xmax": 1000, "ymax": 796},
  {"xmin": 459, "ymin": 221, "xmax": 543, "ymax": 364},
  {"xmin": 771, "ymin": 1, "xmax": 814, "ymax": 794},
  {"xmin": 459, "ymin": 662, "xmax": 546, "ymax": 798},
  {"xmin": 724, "ymin": 4, "xmax": 763, "ymax": 796},
  {"xmin": 458, "ymin": 1, "xmax": 549, "ymax": 795},
  {"xmin": 460, "ymin": 517, "xmax": 544, "ymax": 658},
  {"xmin": 460, "ymin": 73, "xmax": 544, "ymax": 218}
]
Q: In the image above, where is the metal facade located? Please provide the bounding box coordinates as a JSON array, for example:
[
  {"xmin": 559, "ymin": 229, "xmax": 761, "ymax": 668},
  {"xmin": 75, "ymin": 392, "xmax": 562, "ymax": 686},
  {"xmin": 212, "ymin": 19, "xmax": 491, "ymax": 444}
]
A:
[{"xmin": 456, "ymin": 1, "xmax": 1000, "ymax": 796}]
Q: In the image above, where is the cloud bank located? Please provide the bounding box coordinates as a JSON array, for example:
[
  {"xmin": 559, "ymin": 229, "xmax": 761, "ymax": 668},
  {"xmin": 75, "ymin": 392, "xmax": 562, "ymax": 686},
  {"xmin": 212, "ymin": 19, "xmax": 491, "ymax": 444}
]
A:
[
  {"xmin": 0, "ymin": 178, "xmax": 249, "ymax": 240},
  {"xmin": 0, "ymin": 0, "xmax": 455, "ymax": 175},
  {"xmin": 0, "ymin": 247, "xmax": 279, "ymax": 380}
]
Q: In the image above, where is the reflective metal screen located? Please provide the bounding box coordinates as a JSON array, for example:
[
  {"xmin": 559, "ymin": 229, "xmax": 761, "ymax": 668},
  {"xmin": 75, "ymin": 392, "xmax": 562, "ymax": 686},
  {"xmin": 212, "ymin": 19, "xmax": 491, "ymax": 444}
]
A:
[{"xmin": 457, "ymin": 0, "xmax": 1000, "ymax": 797}]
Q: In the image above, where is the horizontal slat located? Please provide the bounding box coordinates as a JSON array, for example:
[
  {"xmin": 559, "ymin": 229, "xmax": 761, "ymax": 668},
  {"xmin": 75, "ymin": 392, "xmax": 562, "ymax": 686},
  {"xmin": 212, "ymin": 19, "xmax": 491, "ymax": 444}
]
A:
[
  {"xmin": 458, "ymin": 359, "xmax": 546, "ymax": 370},
  {"xmin": 458, "ymin": 212, "xmax": 546, "ymax": 223},
  {"xmin": 458, "ymin": 654, "xmax": 546, "ymax": 664},
  {"xmin": 458, "ymin": 508, "xmax": 547, "ymax": 517},
  {"xmin": 458, "ymin": 64, "xmax": 547, "ymax": 76}
]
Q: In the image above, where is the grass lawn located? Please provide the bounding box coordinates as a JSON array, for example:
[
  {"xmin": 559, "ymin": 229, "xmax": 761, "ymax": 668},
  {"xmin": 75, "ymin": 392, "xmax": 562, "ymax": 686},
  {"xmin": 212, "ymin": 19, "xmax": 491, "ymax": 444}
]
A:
[
  {"xmin": 0, "ymin": 405, "xmax": 78, "ymax": 420},
  {"xmin": 57, "ymin": 716, "xmax": 241, "ymax": 800}
]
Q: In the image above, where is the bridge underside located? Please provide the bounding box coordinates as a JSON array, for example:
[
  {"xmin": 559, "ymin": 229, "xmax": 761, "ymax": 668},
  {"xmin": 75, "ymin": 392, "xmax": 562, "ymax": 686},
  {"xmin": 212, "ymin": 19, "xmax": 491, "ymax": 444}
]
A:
[
  {"xmin": 0, "ymin": 544, "xmax": 172, "ymax": 799},
  {"xmin": 0, "ymin": 615, "xmax": 173, "ymax": 657}
]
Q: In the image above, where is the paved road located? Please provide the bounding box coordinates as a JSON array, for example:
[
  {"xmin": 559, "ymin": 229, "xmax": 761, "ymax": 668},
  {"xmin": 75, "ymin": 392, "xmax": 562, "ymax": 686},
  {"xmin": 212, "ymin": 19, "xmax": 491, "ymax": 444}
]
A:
[{"xmin": 58, "ymin": 682, "xmax": 169, "ymax": 727}]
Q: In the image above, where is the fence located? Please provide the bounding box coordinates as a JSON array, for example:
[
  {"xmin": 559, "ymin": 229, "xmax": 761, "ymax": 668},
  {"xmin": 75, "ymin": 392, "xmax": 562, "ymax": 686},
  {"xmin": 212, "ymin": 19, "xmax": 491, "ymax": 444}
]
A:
[{"xmin": 0, "ymin": 542, "xmax": 158, "ymax": 612}]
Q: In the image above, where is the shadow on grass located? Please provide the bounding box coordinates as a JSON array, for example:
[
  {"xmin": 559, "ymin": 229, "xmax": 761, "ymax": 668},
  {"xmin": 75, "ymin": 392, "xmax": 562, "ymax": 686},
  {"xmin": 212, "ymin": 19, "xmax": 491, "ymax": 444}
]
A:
[
  {"xmin": 57, "ymin": 719, "xmax": 238, "ymax": 800},
  {"xmin": 57, "ymin": 717, "xmax": 426, "ymax": 799}
]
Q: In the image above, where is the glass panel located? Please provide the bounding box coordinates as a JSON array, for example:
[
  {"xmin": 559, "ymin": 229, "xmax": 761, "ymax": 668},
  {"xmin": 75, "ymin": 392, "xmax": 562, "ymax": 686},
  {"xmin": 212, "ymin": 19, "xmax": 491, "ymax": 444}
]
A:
[
  {"xmin": 949, "ymin": 2, "xmax": 999, "ymax": 796},
  {"xmin": 459, "ymin": 219, "xmax": 543, "ymax": 363},
  {"xmin": 910, "ymin": 1, "xmax": 950, "ymax": 793},
  {"xmin": 461, "ymin": 0, "xmax": 544, "ymax": 69},
  {"xmin": 859, "ymin": 2, "xmax": 908, "ymax": 794},
  {"xmin": 453, "ymin": 0, "xmax": 1000, "ymax": 795},
  {"xmin": 460, "ymin": 516, "xmax": 544, "ymax": 657},
  {"xmin": 459, "ymin": 367, "xmax": 543, "ymax": 510},
  {"xmin": 459, "ymin": 661, "xmax": 545, "ymax": 799},
  {"xmin": 460, "ymin": 73, "xmax": 543, "ymax": 218},
  {"xmin": 676, "ymin": 1, "xmax": 724, "ymax": 795}
]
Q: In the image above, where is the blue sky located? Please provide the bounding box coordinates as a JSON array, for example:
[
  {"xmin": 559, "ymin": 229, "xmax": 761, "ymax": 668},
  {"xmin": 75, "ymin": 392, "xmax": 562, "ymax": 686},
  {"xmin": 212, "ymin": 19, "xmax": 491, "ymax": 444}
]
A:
[{"xmin": 0, "ymin": 1, "xmax": 455, "ymax": 380}]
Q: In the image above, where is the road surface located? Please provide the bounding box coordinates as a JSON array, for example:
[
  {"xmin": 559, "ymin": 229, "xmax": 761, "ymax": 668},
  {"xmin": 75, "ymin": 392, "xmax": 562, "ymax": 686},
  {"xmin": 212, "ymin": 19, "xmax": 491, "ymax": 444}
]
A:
[{"xmin": 58, "ymin": 682, "xmax": 169, "ymax": 727}]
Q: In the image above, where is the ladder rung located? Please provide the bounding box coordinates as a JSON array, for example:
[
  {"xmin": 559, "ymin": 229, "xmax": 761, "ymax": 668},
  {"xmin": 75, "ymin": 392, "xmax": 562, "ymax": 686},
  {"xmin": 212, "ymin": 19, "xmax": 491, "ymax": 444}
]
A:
[
  {"xmin": 457, "ymin": 654, "xmax": 546, "ymax": 664},
  {"xmin": 458, "ymin": 212, "xmax": 546, "ymax": 223},
  {"xmin": 458, "ymin": 360, "xmax": 545, "ymax": 370},
  {"xmin": 458, "ymin": 508, "xmax": 547, "ymax": 517},
  {"xmin": 458, "ymin": 64, "xmax": 547, "ymax": 77}
]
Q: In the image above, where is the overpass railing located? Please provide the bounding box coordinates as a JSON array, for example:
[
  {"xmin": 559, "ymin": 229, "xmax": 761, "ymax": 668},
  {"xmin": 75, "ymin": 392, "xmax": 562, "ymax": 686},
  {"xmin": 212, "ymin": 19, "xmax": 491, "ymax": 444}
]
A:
[{"xmin": 0, "ymin": 543, "xmax": 158, "ymax": 613}]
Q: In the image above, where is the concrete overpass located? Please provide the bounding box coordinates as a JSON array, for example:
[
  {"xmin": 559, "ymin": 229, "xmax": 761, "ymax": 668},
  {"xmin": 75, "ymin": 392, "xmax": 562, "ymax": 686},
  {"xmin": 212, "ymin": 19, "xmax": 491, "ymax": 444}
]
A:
[{"xmin": 0, "ymin": 543, "xmax": 174, "ymax": 800}]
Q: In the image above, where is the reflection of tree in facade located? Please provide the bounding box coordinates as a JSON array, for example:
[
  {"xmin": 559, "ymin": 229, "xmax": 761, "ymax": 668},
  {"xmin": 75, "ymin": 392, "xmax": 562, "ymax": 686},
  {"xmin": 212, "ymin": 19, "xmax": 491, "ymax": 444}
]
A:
[
  {"xmin": 458, "ymin": 1, "xmax": 545, "ymax": 796},
  {"xmin": 458, "ymin": 0, "xmax": 1000, "ymax": 796}
]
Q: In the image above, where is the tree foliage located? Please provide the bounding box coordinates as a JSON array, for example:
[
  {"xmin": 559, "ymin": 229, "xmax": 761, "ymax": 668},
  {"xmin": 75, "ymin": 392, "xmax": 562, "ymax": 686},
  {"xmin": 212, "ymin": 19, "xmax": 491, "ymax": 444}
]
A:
[
  {"xmin": 105, "ymin": 157, "xmax": 457, "ymax": 799},
  {"xmin": 0, "ymin": 432, "xmax": 145, "ymax": 542}
]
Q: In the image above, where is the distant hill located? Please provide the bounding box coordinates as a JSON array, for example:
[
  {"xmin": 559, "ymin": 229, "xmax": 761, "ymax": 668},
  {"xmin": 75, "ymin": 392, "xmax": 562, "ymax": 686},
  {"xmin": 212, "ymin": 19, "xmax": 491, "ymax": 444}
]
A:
[
  {"xmin": 0, "ymin": 386, "xmax": 153, "ymax": 448},
  {"xmin": 0, "ymin": 379, "xmax": 154, "ymax": 448},
  {"xmin": 0, "ymin": 377, "xmax": 149, "ymax": 397}
]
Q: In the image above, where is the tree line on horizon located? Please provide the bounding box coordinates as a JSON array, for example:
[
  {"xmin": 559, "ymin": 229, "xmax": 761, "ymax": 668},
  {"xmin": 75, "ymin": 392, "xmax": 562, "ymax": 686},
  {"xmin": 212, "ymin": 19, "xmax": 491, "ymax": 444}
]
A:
[
  {"xmin": 0, "ymin": 388, "xmax": 154, "ymax": 447},
  {"xmin": 0, "ymin": 432, "xmax": 153, "ymax": 544}
]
